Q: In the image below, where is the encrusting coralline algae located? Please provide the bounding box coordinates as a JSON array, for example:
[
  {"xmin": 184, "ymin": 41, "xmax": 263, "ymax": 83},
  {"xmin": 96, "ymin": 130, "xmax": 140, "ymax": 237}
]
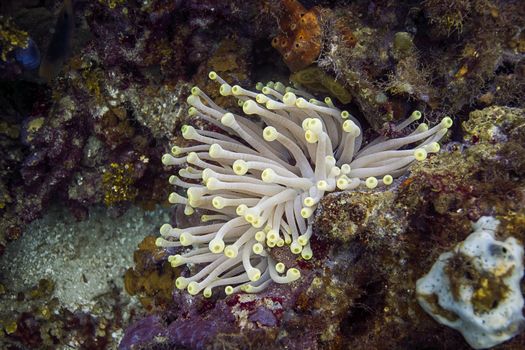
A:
[{"xmin": 155, "ymin": 71, "xmax": 453, "ymax": 297}]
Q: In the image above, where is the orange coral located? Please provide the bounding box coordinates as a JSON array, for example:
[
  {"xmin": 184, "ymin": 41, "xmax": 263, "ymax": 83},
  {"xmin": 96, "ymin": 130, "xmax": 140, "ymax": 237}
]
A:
[{"xmin": 271, "ymin": 0, "xmax": 322, "ymax": 72}]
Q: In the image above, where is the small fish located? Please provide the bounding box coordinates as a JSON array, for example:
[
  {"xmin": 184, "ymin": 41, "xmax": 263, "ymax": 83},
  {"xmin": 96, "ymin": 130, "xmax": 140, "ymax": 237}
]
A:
[
  {"xmin": 14, "ymin": 37, "xmax": 41, "ymax": 70},
  {"xmin": 39, "ymin": 0, "xmax": 74, "ymax": 81}
]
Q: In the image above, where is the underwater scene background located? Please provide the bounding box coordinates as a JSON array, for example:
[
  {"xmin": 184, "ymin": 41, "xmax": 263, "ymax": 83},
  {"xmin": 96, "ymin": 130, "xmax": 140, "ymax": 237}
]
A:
[{"xmin": 0, "ymin": 1, "xmax": 524, "ymax": 349}]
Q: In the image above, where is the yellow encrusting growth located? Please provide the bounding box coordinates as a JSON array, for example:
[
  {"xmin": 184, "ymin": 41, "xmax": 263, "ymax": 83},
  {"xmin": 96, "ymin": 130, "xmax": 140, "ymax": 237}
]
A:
[
  {"xmin": 156, "ymin": 71, "xmax": 452, "ymax": 296},
  {"xmin": 102, "ymin": 162, "xmax": 138, "ymax": 206},
  {"xmin": 0, "ymin": 16, "xmax": 29, "ymax": 61}
]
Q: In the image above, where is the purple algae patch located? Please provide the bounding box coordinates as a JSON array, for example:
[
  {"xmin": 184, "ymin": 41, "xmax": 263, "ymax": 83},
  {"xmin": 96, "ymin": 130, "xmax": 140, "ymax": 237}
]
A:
[
  {"xmin": 119, "ymin": 315, "xmax": 166, "ymax": 350},
  {"xmin": 249, "ymin": 306, "xmax": 278, "ymax": 327}
]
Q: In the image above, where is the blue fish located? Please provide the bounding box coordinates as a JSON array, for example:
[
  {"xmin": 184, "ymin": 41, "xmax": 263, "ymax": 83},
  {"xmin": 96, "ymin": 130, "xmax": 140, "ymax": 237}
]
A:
[{"xmin": 14, "ymin": 37, "xmax": 41, "ymax": 70}]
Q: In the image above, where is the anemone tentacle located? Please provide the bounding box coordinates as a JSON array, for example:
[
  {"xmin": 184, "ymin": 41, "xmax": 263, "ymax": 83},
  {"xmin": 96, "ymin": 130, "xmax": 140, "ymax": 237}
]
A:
[{"xmin": 156, "ymin": 71, "xmax": 452, "ymax": 297}]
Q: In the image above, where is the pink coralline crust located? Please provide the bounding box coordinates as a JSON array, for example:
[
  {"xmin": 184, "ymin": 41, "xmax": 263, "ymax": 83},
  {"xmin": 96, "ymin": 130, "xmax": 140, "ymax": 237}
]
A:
[{"xmin": 120, "ymin": 269, "xmax": 315, "ymax": 350}]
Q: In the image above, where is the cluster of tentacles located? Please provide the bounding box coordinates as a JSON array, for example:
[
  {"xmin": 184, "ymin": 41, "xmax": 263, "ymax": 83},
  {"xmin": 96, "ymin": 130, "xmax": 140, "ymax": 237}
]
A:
[{"xmin": 155, "ymin": 72, "xmax": 452, "ymax": 297}]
